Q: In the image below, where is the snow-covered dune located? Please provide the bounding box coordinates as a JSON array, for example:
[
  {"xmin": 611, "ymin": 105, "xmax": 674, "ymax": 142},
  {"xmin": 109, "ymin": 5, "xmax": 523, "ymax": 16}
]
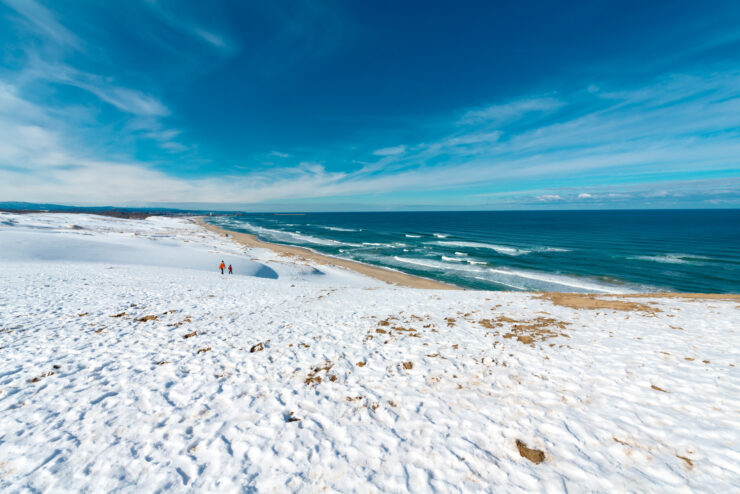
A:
[
  {"xmin": 0, "ymin": 213, "xmax": 738, "ymax": 492},
  {"xmin": 0, "ymin": 213, "xmax": 278, "ymax": 279}
]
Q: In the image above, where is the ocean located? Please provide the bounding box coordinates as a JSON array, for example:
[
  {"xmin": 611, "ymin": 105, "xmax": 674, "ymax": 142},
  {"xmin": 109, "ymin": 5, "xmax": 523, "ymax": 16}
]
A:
[{"xmin": 207, "ymin": 210, "xmax": 740, "ymax": 293}]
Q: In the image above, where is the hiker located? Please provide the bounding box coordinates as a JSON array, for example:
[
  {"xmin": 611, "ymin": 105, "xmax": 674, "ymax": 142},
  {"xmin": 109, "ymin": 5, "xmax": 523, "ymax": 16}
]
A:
[
  {"xmin": 219, "ymin": 260, "xmax": 225, "ymax": 274},
  {"xmin": 228, "ymin": 264, "xmax": 233, "ymax": 275}
]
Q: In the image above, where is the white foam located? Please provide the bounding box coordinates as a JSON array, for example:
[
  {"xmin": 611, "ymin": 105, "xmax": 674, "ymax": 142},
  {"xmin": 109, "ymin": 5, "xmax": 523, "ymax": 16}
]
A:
[
  {"xmin": 485, "ymin": 267, "xmax": 629, "ymax": 293},
  {"xmin": 234, "ymin": 222, "xmax": 352, "ymax": 247},
  {"xmin": 319, "ymin": 226, "xmax": 361, "ymax": 232},
  {"xmin": 392, "ymin": 256, "xmax": 486, "ymax": 275},
  {"xmin": 433, "ymin": 241, "xmax": 530, "ymax": 256},
  {"xmin": 405, "ymin": 234, "xmax": 421, "ymax": 238},
  {"xmin": 534, "ymin": 246, "xmax": 571, "ymax": 253},
  {"xmin": 392, "ymin": 256, "xmax": 470, "ymax": 271},
  {"xmin": 632, "ymin": 254, "xmax": 707, "ymax": 265},
  {"xmin": 433, "ymin": 233, "xmax": 449, "ymax": 238},
  {"xmin": 473, "ymin": 275, "xmax": 526, "ymax": 290}
]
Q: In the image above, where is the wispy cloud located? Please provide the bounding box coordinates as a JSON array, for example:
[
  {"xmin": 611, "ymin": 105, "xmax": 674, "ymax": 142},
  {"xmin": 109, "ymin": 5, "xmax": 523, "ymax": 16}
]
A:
[
  {"xmin": 63, "ymin": 74, "xmax": 169, "ymax": 116},
  {"xmin": 140, "ymin": 0, "xmax": 238, "ymax": 56},
  {"xmin": 373, "ymin": 145, "xmax": 406, "ymax": 156},
  {"xmin": 3, "ymin": 66, "xmax": 740, "ymax": 208},
  {"xmin": 458, "ymin": 96, "xmax": 563, "ymax": 125},
  {"xmin": 1, "ymin": 0, "xmax": 80, "ymax": 48},
  {"xmin": 0, "ymin": 1, "xmax": 185, "ymax": 159}
]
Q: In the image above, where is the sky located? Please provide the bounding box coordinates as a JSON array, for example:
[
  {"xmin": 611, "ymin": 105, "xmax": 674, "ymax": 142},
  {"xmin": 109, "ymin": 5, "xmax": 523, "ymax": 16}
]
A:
[{"xmin": 0, "ymin": 0, "xmax": 739, "ymax": 211}]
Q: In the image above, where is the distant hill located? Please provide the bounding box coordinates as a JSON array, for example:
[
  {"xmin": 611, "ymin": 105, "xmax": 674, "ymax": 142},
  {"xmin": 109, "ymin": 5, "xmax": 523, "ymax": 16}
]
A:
[{"xmin": 0, "ymin": 201, "xmax": 236, "ymax": 218}]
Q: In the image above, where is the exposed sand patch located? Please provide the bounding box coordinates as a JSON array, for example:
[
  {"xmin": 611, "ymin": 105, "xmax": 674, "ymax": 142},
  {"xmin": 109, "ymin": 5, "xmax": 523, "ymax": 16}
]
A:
[
  {"xmin": 538, "ymin": 293, "xmax": 660, "ymax": 314},
  {"xmin": 625, "ymin": 293, "xmax": 740, "ymax": 302},
  {"xmin": 197, "ymin": 219, "xmax": 459, "ymax": 290}
]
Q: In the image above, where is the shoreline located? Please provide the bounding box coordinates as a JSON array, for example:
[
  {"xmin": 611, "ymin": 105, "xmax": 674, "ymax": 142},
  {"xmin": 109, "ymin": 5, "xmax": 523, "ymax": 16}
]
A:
[
  {"xmin": 197, "ymin": 217, "xmax": 740, "ymax": 300},
  {"xmin": 196, "ymin": 217, "xmax": 740, "ymax": 301},
  {"xmin": 196, "ymin": 218, "xmax": 460, "ymax": 290}
]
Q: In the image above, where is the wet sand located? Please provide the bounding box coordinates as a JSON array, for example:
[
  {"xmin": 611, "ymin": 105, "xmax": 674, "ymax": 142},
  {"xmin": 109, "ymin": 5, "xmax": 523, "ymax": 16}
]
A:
[{"xmin": 197, "ymin": 218, "xmax": 460, "ymax": 290}]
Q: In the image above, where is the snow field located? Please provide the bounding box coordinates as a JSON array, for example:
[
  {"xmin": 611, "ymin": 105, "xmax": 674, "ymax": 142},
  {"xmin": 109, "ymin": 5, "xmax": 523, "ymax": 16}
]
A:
[{"xmin": 0, "ymin": 213, "xmax": 739, "ymax": 492}]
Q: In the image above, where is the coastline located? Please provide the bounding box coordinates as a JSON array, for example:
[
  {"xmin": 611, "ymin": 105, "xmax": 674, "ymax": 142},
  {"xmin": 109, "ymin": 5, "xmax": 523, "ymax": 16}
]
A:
[
  {"xmin": 197, "ymin": 217, "xmax": 740, "ymax": 299},
  {"xmin": 196, "ymin": 218, "xmax": 460, "ymax": 290}
]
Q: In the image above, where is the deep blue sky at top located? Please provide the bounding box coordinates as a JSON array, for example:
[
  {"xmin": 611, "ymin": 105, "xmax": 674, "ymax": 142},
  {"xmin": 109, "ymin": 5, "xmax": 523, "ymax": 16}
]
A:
[{"xmin": 0, "ymin": 0, "xmax": 739, "ymax": 209}]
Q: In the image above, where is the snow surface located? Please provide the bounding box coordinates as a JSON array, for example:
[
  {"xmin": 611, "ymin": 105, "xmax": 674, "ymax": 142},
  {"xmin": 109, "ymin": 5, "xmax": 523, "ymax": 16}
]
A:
[{"xmin": 1, "ymin": 213, "xmax": 739, "ymax": 492}]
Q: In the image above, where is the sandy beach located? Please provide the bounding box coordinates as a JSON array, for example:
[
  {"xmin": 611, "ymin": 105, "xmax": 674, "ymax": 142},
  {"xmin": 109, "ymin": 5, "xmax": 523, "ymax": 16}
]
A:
[{"xmin": 197, "ymin": 218, "xmax": 459, "ymax": 290}]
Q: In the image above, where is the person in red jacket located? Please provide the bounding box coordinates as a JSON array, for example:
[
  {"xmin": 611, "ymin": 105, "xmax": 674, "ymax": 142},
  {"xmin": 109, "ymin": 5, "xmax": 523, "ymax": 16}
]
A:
[
  {"xmin": 228, "ymin": 264, "xmax": 233, "ymax": 275},
  {"xmin": 219, "ymin": 260, "xmax": 225, "ymax": 274}
]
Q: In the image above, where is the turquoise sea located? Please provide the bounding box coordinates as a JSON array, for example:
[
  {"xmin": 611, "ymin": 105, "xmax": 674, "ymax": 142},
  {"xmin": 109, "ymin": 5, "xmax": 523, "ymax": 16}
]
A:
[{"xmin": 207, "ymin": 210, "xmax": 740, "ymax": 293}]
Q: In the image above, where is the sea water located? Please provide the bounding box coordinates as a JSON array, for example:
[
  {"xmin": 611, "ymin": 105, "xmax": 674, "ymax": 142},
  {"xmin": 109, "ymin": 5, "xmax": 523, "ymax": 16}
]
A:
[{"xmin": 207, "ymin": 210, "xmax": 740, "ymax": 293}]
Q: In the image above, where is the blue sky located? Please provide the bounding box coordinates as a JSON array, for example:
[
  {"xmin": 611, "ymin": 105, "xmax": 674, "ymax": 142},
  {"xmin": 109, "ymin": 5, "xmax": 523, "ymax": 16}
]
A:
[{"xmin": 0, "ymin": 0, "xmax": 739, "ymax": 210}]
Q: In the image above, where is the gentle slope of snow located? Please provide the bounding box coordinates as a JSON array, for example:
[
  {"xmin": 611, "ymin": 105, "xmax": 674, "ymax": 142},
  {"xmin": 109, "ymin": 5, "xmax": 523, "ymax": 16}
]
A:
[{"xmin": 0, "ymin": 213, "xmax": 738, "ymax": 492}]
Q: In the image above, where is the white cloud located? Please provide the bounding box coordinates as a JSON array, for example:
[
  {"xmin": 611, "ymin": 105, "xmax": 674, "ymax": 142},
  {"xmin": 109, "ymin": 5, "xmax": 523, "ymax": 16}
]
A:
[
  {"xmin": 459, "ymin": 97, "xmax": 563, "ymax": 125},
  {"xmin": 536, "ymin": 194, "xmax": 563, "ymax": 201},
  {"xmin": 373, "ymin": 145, "xmax": 406, "ymax": 156},
  {"xmin": 577, "ymin": 193, "xmax": 594, "ymax": 199}
]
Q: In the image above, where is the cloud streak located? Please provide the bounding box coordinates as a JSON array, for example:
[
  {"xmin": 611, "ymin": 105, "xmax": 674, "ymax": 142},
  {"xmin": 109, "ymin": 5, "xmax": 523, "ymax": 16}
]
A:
[{"xmin": 3, "ymin": 69, "xmax": 740, "ymax": 207}]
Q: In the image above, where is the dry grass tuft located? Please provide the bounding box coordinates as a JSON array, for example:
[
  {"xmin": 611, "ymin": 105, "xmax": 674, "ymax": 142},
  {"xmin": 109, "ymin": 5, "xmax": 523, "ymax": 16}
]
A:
[
  {"xmin": 305, "ymin": 360, "xmax": 333, "ymax": 385},
  {"xmin": 481, "ymin": 315, "xmax": 570, "ymax": 345},
  {"xmin": 29, "ymin": 371, "xmax": 55, "ymax": 383},
  {"xmin": 516, "ymin": 440, "xmax": 546, "ymax": 464}
]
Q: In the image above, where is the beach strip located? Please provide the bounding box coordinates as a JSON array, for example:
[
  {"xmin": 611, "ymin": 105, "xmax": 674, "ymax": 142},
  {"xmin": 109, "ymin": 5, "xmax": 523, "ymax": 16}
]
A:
[{"xmin": 196, "ymin": 218, "xmax": 460, "ymax": 290}]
